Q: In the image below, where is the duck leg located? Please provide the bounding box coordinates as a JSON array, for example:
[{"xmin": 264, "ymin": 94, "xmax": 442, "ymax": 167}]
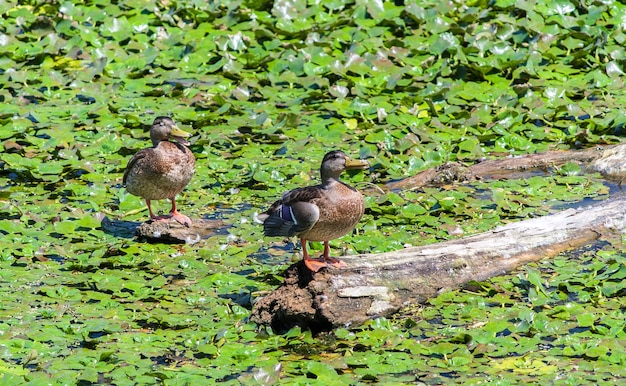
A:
[
  {"xmin": 322, "ymin": 241, "xmax": 348, "ymax": 268},
  {"xmin": 145, "ymin": 199, "xmax": 192, "ymax": 227},
  {"xmin": 168, "ymin": 198, "xmax": 192, "ymax": 227},
  {"xmin": 302, "ymin": 238, "xmax": 327, "ymax": 272},
  {"xmin": 146, "ymin": 199, "xmax": 163, "ymax": 221}
]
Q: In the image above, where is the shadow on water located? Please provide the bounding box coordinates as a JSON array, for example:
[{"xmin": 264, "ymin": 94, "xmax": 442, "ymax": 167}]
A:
[
  {"xmin": 100, "ymin": 216, "xmax": 141, "ymax": 239},
  {"xmin": 247, "ymin": 241, "xmax": 299, "ymax": 267}
]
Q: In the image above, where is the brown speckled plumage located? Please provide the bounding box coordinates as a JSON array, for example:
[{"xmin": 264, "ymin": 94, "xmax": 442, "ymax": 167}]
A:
[
  {"xmin": 259, "ymin": 150, "xmax": 368, "ymax": 272},
  {"xmin": 123, "ymin": 117, "xmax": 195, "ymax": 226}
]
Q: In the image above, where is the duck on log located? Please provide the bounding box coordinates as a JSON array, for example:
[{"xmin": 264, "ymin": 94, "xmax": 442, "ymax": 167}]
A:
[{"xmin": 250, "ymin": 144, "xmax": 626, "ymax": 332}]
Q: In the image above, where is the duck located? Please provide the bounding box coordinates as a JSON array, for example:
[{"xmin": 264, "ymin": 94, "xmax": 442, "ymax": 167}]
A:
[
  {"xmin": 123, "ymin": 116, "xmax": 196, "ymax": 227},
  {"xmin": 258, "ymin": 150, "xmax": 369, "ymax": 272}
]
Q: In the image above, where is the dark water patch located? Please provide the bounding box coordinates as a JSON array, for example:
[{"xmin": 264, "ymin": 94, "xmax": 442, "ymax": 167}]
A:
[
  {"xmin": 496, "ymin": 328, "xmax": 512, "ymax": 337},
  {"xmin": 100, "ymin": 217, "xmax": 141, "ymax": 239},
  {"xmin": 248, "ymin": 242, "xmax": 298, "ymax": 266},
  {"xmin": 550, "ymin": 193, "xmax": 612, "ymax": 211},
  {"xmin": 88, "ymin": 331, "xmax": 108, "ymax": 339},
  {"xmin": 569, "ymin": 326, "xmax": 590, "ymax": 334},
  {"xmin": 219, "ymin": 291, "xmax": 253, "ymax": 309},
  {"xmin": 149, "ymin": 350, "xmax": 188, "ymax": 366}
]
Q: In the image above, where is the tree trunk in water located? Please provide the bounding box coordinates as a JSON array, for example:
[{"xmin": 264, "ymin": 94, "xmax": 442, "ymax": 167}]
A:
[{"xmin": 387, "ymin": 145, "xmax": 616, "ymax": 191}]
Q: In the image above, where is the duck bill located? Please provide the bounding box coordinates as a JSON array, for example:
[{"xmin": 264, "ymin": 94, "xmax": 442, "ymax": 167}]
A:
[
  {"xmin": 170, "ymin": 125, "xmax": 192, "ymax": 146},
  {"xmin": 344, "ymin": 157, "xmax": 369, "ymax": 170}
]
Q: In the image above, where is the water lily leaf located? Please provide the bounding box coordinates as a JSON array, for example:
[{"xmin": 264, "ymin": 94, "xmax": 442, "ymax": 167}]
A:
[
  {"xmin": 557, "ymin": 161, "xmax": 582, "ymax": 176},
  {"xmin": 576, "ymin": 313, "xmax": 596, "ymax": 327},
  {"xmin": 537, "ymin": 0, "xmax": 575, "ymax": 16},
  {"xmin": 54, "ymin": 220, "xmax": 77, "ymax": 234},
  {"xmin": 305, "ymin": 361, "xmax": 340, "ymax": 381},
  {"xmin": 606, "ymin": 61, "xmax": 624, "ymax": 78},
  {"xmin": 585, "ymin": 345, "xmax": 610, "ymax": 358},
  {"xmin": 344, "ymin": 118, "xmax": 358, "ymax": 130}
]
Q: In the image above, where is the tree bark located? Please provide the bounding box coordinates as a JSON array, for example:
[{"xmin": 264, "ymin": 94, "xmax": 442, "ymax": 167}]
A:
[{"xmin": 250, "ymin": 144, "xmax": 626, "ymax": 332}]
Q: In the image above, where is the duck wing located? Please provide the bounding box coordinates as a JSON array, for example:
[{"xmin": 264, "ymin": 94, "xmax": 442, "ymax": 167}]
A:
[
  {"xmin": 262, "ymin": 186, "xmax": 323, "ymax": 237},
  {"xmin": 122, "ymin": 149, "xmax": 150, "ymax": 185}
]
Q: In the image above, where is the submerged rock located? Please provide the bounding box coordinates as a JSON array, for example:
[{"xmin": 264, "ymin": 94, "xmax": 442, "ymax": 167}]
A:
[{"xmin": 135, "ymin": 218, "xmax": 225, "ymax": 244}]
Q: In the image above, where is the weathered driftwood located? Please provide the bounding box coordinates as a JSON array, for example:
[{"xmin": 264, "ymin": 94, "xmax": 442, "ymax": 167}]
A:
[{"xmin": 251, "ymin": 144, "xmax": 626, "ymax": 331}]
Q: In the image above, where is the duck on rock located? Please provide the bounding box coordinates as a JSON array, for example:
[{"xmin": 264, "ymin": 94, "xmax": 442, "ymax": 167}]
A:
[
  {"xmin": 123, "ymin": 116, "xmax": 196, "ymax": 227},
  {"xmin": 257, "ymin": 150, "xmax": 369, "ymax": 272}
]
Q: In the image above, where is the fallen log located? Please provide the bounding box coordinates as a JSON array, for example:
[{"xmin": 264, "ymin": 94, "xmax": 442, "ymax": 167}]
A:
[
  {"xmin": 387, "ymin": 145, "xmax": 611, "ymax": 191},
  {"xmin": 251, "ymin": 196, "xmax": 625, "ymax": 331},
  {"xmin": 251, "ymin": 144, "xmax": 626, "ymax": 331}
]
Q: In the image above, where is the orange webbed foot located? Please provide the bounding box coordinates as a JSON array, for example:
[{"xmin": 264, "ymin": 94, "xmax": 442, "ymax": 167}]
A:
[
  {"xmin": 325, "ymin": 256, "xmax": 348, "ymax": 269},
  {"xmin": 304, "ymin": 257, "xmax": 328, "ymax": 273},
  {"xmin": 170, "ymin": 211, "xmax": 192, "ymax": 227}
]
